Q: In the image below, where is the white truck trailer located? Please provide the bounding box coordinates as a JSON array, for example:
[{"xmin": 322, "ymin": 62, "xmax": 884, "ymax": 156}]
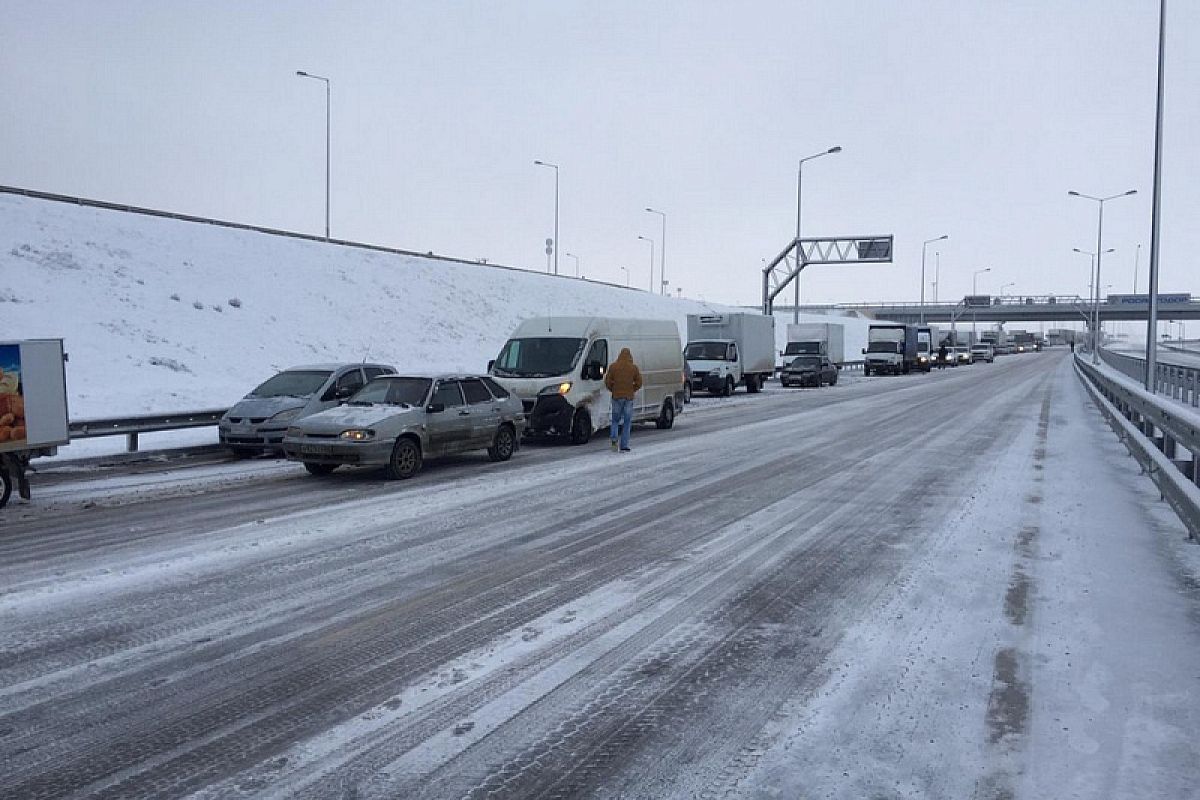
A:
[
  {"xmin": 0, "ymin": 339, "xmax": 69, "ymax": 507},
  {"xmin": 685, "ymin": 313, "xmax": 776, "ymax": 395},
  {"xmin": 783, "ymin": 322, "xmax": 845, "ymax": 365}
]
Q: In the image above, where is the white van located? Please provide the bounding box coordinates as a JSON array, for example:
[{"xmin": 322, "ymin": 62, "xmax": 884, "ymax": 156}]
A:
[{"xmin": 489, "ymin": 317, "xmax": 685, "ymax": 444}]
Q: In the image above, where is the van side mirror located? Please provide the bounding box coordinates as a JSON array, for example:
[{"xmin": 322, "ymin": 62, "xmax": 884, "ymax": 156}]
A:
[
  {"xmin": 426, "ymin": 403, "xmax": 445, "ymax": 414},
  {"xmin": 487, "ymin": 359, "xmax": 495, "ymax": 371},
  {"xmin": 861, "ymin": 348, "xmax": 866, "ymax": 354}
]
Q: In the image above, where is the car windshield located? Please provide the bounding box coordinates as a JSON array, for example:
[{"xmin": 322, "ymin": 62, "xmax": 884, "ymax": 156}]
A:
[
  {"xmin": 249, "ymin": 369, "xmax": 332, "ymax": 398},
  {"xmin": 346, "ymin": 377, "xmax": 431, "ymax": 407},
  {"xmin": 867, "ymin": 341, "xmax": 900, "ymax": 353},
  {"xmin": 492, "ymin": 337, "xmax": 586, "ymax": 378},
  {"xmin": 789, "ymin": 356, "xmax": 821, "ymax": 368},
  {"xmin": 685, "ymin": 341, "xmax": 730, "ymax": 360}
]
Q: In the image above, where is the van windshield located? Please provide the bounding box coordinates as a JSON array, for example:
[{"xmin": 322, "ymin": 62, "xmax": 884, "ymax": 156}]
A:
[
  {"xmin": 684, "ymin": 342, "xmax": 730, "ymax": 360},
  {"xmin": 492, "ymin": 337, "xmax": 586, "ymax": 378},
  {"xmin": 867, "ymin": 341, "xmax": 900, "ymax": 353},
  {"xmin": 250, "ymin": 370, "xmax": 332, "ymax": 398}
]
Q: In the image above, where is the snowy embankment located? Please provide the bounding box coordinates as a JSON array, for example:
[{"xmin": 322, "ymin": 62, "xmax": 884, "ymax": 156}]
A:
[{"xmin": 0, "ymin": 191, "xmax": 873, "ymax": 457}]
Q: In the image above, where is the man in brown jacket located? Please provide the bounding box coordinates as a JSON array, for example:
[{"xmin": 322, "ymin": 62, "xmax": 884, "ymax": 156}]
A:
[{"xmin": 604, "ymin": 347, "xmax": 642, "ymax": 451}]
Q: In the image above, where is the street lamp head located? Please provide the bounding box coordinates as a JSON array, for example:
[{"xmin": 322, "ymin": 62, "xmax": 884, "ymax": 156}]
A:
[
  {"xmin": 827, "ymin": 146, "xmax": 843, "ymax": 154},
  {"xmin": 1123, "ymin": 189, "xmax": 1138, "ymax": 196},
  {"xmin": 1067, "ymin": 190, "xmax": 1081, "ymax": 197},
  {"xmin": 296, "ymin": 70, "xmax": 307, "ymax": 76},
  {"xmin": 638, "ymin": 235, "xmax": 650, "ymax": 242}
]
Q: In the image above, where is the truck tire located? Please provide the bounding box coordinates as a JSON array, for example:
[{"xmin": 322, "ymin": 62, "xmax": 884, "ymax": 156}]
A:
[
  {"xmin": 0, "ymin": 465, "xmax": 11, "ymax": 509},
  {"xmin": 723, "ymin": 376, "xmax": 735, "ymax": 397},
  {"xmin": 303, "ymin": 462, "xmax": 337, "ymax": 476},
  {"xmin": 746, "ymin": 375, "xmax": 761, "ymax": 393},
  {"xmin": 863, "ymin": 364, "xmax": 871, "ymax": 376},
  {"xmin": 655, "ymin": 399, "xmax": 675, "ymax": 429},
  {"xmin": 829, "ymin": 371, "xmax": 838, "ymax": 386},
  {"xmin": 569, "ymin": 409, "xmax": 592, "ymax": 445}
]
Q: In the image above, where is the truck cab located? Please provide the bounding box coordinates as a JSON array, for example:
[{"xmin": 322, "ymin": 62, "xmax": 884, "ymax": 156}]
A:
[{"xmin": 684, "ymin": 339, "xmax": 742, "ymax": 397}]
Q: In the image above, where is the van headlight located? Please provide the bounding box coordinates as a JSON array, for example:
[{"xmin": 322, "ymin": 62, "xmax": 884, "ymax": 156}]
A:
[
  {"xmin": 340, "ymin": 429, "xmax": 375, "ymax": 441},
  {"xmin": 539, "ymin": 382, "xmax": 572, "ymax": 396}
]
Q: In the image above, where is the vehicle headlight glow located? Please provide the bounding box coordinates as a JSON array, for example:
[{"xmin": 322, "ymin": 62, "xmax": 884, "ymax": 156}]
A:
[
  {"xmin": 539, "ymin": 382, "xmax": 572, "ymax": 396},
  {"xmin": 340, "ymin": 429, "xmax": 375, "ymax": 441},
  {"xmin": 269, "ymin": 408, "xmax": 302, "ymax": 422}
]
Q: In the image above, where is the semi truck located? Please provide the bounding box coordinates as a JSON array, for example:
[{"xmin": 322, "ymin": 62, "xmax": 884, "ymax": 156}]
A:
[
  {"xmin": 0, "ymin": 339, "xmax": 69, "ymax": 508},
  {"xmin": 782, "ymin": 322, "xmax": 845, "ymax": 365},
  {"xmin": 863, "ymin": 324, "xmax": 918, "ymax": 375},
  {"xmin": 685, "ymin": 312, "xmax": 776, "ymax": 395}
]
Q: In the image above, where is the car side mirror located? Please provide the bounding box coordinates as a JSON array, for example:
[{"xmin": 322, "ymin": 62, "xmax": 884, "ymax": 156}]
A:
[
  {"xmin": 426, "ymin": 403, "xmax": 445, "ymax": 414},
  {"xmin": 334, "ymin": 385, "xmax": 356, "ymax": 400},
  {"xmin": 487, "ymin": 359, "xmax": 495, "ymax": 372}
]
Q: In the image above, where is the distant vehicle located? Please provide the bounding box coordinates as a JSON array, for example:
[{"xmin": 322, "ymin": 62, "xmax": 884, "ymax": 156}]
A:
[
  {"xmin": 219, "ymin": 362, "xmax": 397, "ymax": 457},
  {"xmin": 782, "ymin": 322, "xmax": 845, "ymax": 367},
  {"xmin": 863, "ymin": 324, "xmax": 918, "ymax": 375},
  {"xmin": 685, "ymin": 312, "xmax": 776, "ymax": 395},
  {"xmin": 779, "ymin": 354, "xmax": 839, "ymax": 387},
  {"xmin": 682, "ymin": 360, "xmax": 693, "ymax": 403},
  {"xmin": 931, "ymin": 347, "xmax": 956, "ymax": 368},
  {"xmin": 954, "ymin": 346, "xmax": 973, "ymax": 365},
  {"xmin": 490, "ymin": 317, "xmax": 684, "ymax": 444},
  {"xmin": 282, "ymin": 374, "xmax": 525, "ymax": 479},
  {"xmin": 970, "ymin": 343, "xmax": 995, "ymax": 363},
  {"xmin": 915, "ymin": 325, "xmax": 936, "ymax": 372},
  {"xmin": 964, "ymin": 294, "xmax": 991, "ymax": 307}
]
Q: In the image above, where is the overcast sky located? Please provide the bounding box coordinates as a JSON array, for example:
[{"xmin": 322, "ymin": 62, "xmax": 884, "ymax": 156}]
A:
[{"xmin": 3, "ymin": 1, "xmax": 1196, "ymax": 308}]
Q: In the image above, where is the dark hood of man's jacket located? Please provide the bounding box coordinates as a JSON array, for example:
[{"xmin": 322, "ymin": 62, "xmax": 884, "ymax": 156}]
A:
[{"xmin": 604, "ymin": 348, "xmax": 643, "ymax": 400}]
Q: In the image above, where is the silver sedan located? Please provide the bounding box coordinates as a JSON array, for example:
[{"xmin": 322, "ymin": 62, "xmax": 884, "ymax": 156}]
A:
[{"xmin": 282, "ymin": 374, "xmax": 526, "ymax": 479}]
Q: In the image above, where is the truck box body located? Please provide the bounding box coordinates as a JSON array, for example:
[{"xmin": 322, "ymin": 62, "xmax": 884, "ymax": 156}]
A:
[
  {"xmin": 864, "ymin": 324, "xmax": 918, "ymax": 375},
  {"xmin": 784, "ymin": 322, "xmax": 845, "ymax": 364},
  {"xmin": 685, "ymin": 312, "xmax": 776, "ymax": 394},
  {"xmin": 0, "ymin": 339, "xmax": 68, "ymax": 455},
  {"xmin": 915, "ymin": 325, "xmax": 937, "ymax": 371}
]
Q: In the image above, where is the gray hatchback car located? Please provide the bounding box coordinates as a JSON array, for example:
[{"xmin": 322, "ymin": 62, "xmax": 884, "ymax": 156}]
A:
[
  {"xmin": 281, "ymin": 374, "xmax": 526, "ymax": 479},
  {"xmin": 219, "ymin": 363, "xmax": 396, "ymax": 456}
]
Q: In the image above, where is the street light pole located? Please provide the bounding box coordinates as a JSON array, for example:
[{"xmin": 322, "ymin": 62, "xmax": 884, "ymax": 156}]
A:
[
  {"xmin": 794, "ymin": 146, "xmax": 842, "ymax": 323},
  {"xmin": 534, "ymin": 160, "xmax": 560, "ymax": 275},
  {"xmin": 565, "ymin": 252, "xmax": 580, "ymax": 277},
  {"xmin": 638, "ymin": 236, "xmax": 655, "ymax": 293},
  {"xmin": 1068, "ymin": 188, "xmax": 1137, "ymax": 362},
  {"xmin": 645, "ymin": 208, "xmax": 666, "ymax": 295},
  {"xmin": 1146, "ymin": 0, "xmax": 1167, "ymax": 389},
  {"xmin": 971, "ymin": 267, "xmax": 991, "ymax": 342},
  {"xmin": 933, "ymin": 251, "xmax": 940, "ymax": 302},
  {"xmin": 920, "ymin": 235, "xmax": 948, "ymax": 324},
  {"xmin": 296, "ymin": 70, "xmax": 331, "ymax": 240}
]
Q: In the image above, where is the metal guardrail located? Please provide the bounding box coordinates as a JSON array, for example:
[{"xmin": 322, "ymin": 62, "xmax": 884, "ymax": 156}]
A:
[
  {"xmin": 70, "ymin": 409, "xmax": 227, "ymax": 452},
  {"xmin": 1075, "ymin": 355, "xmax": 1200, "ymax": 540},
  {"xmin": 1098, "ymin": 348, "xmax": 1199, "ymax": 407}
]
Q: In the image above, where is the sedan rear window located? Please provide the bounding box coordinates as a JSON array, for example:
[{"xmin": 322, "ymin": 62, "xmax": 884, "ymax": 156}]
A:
[
  {"xmin": 481, "ymin": 377, "xmax": 510, "ymax": 399},
  {"xmin": 347, "ymin": 377, "xmax": 431, "ymax": 407},
  {"xmin": 461, "ymin": 379, "xmax": 493, "ymax": 405}
]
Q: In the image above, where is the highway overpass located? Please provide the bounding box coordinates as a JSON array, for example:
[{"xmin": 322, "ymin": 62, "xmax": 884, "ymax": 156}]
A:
[{"xmin": 783, "ymin": 294, "xmax": 1200, "ymax": 324}]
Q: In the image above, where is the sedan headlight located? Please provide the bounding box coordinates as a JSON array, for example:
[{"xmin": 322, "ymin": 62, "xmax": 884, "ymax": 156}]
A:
[
  {"xmin": 286, "ymin": 426, "xmax": 303, "ymax": 437},
  {"xmin": 538, "ymin": 382, "xmax": 572, "ymax": 396},
  {"xmin": 340, "ymin": 429, "xmax": 375, "ymax": 442},
  {"xmin": 269, "ymin": 408, "xmax": 303, "ymax": 422}
]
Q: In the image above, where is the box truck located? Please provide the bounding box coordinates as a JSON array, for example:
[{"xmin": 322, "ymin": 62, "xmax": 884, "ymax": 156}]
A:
[
  {"xmin": 685, "ymin": 312, "xmax": 776, "ymax": 395},
  {"xmin": 782, "ymin": 322, "xmax": 845, "ymax": 365},
  {"xmin": 863, "ymin": 324, "xmax": 918, "ymax": 375},
  {"xmin": 915, "ymin": 325, "xmax": 937, "ymax": 372},
  {"xmin": 0, "ymin": 339, "xmax": 69, "ymax": 507}
]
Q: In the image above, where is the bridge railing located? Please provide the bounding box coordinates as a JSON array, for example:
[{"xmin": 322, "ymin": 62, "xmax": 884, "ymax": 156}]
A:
[
  {"xmin": 1075, "ymin": 354, "xmax": 1200, "ymax": 540},
  {"xmin": 1098, "ymin": 348, "xmax": 1200, "ymax": 407}
]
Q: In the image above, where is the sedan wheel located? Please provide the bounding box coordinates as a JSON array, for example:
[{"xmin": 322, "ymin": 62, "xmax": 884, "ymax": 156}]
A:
[
  {"xmin": 488, "ymin": 425, "xmax": 516, "ymax": 462},
  {"xmin": 385, "ymin": 437, "xmax": 423, "ymax": 480}
]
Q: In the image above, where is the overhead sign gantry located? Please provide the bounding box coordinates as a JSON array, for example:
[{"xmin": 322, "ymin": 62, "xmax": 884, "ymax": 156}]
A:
[{"xmin": 761, "ymin": 235, "xmax": 894, "ymax": 315}]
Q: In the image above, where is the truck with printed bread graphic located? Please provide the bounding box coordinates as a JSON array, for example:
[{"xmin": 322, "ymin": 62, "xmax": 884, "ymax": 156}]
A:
[{"xmin": 0, "ymin": 339, "xmax": 69, "ymax": 508}]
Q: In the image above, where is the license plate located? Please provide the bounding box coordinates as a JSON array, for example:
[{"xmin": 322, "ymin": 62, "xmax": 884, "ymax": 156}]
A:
[{"xmin": 299, "ymin": 444, "xmax": 334, "ymax": 455}]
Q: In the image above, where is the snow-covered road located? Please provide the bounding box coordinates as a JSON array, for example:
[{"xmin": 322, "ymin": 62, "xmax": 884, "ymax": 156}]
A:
[{"xmin": 1, "ymin": 353, "xmax": 1197, "ymax": 799}]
